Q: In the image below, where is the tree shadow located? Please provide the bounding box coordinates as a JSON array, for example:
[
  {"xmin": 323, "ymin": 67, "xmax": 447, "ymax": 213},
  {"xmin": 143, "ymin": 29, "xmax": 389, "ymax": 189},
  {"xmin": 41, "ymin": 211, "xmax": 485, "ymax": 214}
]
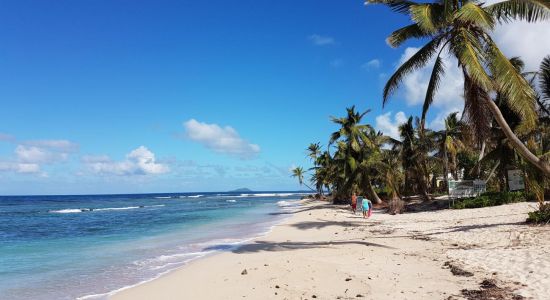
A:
[
  {"xmin": 290, "ymin": 219, "xmax": 366, "ymax": 230},
  {"xmin": 368, "ymin": 221, "xmax": 526, "ymax": 240},
  {"xmin": 202, "ymin": 239, "xmax": 394, "ymax": 254},
  {"xmin": 268, "ymin": 203, "xmax": 348, "ymax": 216}
]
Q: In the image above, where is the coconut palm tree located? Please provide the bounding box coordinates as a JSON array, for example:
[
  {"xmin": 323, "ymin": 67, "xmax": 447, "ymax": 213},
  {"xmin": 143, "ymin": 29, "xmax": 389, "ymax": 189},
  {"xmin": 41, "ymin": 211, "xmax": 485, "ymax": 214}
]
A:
[
  {"xmin": 367, "ymin": 0, "xmax": 550, "ymax": 176},
  {"xmin": 328, "ymin": 106, "xmax": 374, "ymax": 198},
  {"xmin": 356, "ymin": 128, "xmax": 389, "ymax": 204},
  {"xmin": 291, "ymin": 166, "xmax": 315, "ymax": 191},
  {"xmin": 436, "ymin": 112, "xmax": 468, "ymax": 190},
  {"xmin": 379, "ymin": 148, "xmax": 404, "ymax": 201},
  {"xmin": 307, "ymin": 143, "xmax": 321, "ymax": 162}
]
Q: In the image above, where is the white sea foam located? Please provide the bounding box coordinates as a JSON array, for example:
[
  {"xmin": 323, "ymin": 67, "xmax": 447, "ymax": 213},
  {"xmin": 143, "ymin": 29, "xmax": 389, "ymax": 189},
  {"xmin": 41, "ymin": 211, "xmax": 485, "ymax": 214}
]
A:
[
  {"xmin": 276, "ymin": 200, "xmax": 301, "ymax": 207},
  {"xmin": 50, "ymin": 205, "xmax": 165, "ymax": 214},
  {"xmin": 228, "ymin": 193, "xmax": 305, "ymax": 198},
  {"xmin": 95, "ymin": 206, "xmax": 140, "ymax": 211},
  {"xmin": 50, "ymin": 209, "xmax": 83, "ymax": 214},
  {"xmin": 226, "ymin": 199, "xmax": 237, "ymax": 203},
  {"xmin": 177, "ymin": 195, "xmax": 203, "ymax": 198},
  {"xmin": 154, "ymin": 196, "xmax": 172, "ymax": 199}
]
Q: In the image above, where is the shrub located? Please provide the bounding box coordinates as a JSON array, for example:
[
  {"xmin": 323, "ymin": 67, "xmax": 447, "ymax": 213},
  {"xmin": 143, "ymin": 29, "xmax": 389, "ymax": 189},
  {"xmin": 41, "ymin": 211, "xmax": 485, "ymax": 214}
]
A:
[
  {"xmin": 527, "ymin": 204, "xmax": 550, "ymax": 224},
  {"xmin": 451, "ymin": 191, "xmax": 527, "ymax": 209}
]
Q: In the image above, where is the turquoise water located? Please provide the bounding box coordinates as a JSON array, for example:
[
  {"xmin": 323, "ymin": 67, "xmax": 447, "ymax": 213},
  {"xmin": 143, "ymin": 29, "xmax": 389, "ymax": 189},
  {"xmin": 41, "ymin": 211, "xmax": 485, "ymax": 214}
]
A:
[{"xmin": 0, "ymin": 192, "xmax": 303, "ymax": 299}]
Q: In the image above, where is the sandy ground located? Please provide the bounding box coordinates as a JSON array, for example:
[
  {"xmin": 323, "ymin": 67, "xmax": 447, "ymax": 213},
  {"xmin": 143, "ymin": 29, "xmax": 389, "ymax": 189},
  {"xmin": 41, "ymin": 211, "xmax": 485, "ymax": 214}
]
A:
[{"xmin": 111, "ymin": 200, "xmax": 548, "ymax": 300}]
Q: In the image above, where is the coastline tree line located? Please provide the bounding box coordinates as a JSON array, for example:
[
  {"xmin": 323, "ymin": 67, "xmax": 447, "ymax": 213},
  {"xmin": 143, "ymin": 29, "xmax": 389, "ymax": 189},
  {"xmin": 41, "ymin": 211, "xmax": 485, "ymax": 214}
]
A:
[{"xmin": 292, "ymin": 0, "xmax": 550, "ymax": 220}]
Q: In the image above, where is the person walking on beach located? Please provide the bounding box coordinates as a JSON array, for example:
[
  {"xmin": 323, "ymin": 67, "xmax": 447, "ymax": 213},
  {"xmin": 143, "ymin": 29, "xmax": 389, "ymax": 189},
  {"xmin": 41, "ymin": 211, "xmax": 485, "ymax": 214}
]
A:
[
  {"xmin": 362, "ymin": 197, "xmax": 373, "ymax": 219},
  {"xmin": 351, "ymin": 192, "xmax": 357, "ymax": 214}
]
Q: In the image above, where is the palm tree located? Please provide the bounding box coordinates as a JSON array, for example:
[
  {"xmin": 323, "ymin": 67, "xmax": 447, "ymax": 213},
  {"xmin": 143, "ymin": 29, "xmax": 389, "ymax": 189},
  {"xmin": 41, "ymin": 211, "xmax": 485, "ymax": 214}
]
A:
[
  {"xmin": 379, "ymin": 149, "xmax": 404, "ymax": 201},
  {"xmin": 307, "ymin": 143, "xmax": 321, "ymax": 162},
  {"xmin": 436, "ymin": 112, "xmax": 468, "ymax": 191},
  {"xmin": 356, "ymin": 128, "xmax": 388, "ymax": 204},
  {"xmin": 329, "ymin": 106, "xmax": 373, "ymax": 199},
  {"xmin": 394, "ymin": 116, "xmax": 433, "ymax": 200},
  {"xmin": 291, "ymin": 166, "xmax": 315, "ymax": 191},
  {"xmin": 367, "ymin": 0, "xmax": 550, "ymax": 176}
]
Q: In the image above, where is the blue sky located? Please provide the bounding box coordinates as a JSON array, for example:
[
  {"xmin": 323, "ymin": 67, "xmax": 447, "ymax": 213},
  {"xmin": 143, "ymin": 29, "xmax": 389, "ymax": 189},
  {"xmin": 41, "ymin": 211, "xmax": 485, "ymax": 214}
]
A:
[{"xmin": 0, "ymin": 0, "xmax": 548, "ymax": 195}]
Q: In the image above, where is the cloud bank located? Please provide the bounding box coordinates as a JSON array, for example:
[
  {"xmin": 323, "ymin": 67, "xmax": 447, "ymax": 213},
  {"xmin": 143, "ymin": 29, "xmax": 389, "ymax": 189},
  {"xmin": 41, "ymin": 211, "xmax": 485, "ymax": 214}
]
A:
[
  {"xmin": 82, "ymin": 146, "xmax": 169, "ymax": 176},
  {"xmin": 183, "ymin": 119, "xmax": 260, "ymax": 159}
]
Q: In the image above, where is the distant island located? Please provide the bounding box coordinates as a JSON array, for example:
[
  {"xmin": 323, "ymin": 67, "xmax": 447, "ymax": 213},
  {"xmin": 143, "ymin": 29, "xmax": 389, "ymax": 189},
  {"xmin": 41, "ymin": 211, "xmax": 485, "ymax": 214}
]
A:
[{"xmin": 228, "ymin": 188, "xmax": 252, "ymax": 193}]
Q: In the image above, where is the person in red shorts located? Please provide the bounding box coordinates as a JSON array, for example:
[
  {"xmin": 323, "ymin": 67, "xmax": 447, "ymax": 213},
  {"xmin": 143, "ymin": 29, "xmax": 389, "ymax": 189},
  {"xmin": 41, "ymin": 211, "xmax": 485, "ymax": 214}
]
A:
[{"xmin": 351, "ymin": 192, "xmax": 357, "ymax": 214}]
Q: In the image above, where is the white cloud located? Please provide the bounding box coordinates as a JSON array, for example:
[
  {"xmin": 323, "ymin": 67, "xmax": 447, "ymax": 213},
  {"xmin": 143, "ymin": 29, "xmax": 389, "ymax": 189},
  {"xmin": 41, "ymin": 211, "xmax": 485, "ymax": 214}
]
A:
[
  {"xmin": 15, "ymin": 145, "xmax": 69, "ymax": 164},
  {"xmin": 375, "ymin": 111, "xmax": 408, "ymax": 140},
  {"xmin": 483, "ymin": 0, "xmax": 550, "ymax": 70},
  {"xmin": 0, "ymin": 137, "xmax": 78, "ymax": 176},
  {"xmin": 362, "ymin": 59, "xmax": 381, "ymax": 70},
  {"xmin": 308, "ymin": 34, "xmax": 336, "ymax": 46},
  {"xmin": 396, "ymin": 47, "xmax": 465, "ymax": 110},
  {"xmin": 15, "ymin": 163, "xmax": 41, "ymax": 173},
  {"xmin": 82, "ymin": 146, "xmax": 169, "ymax": 176},
  {"xmin": 492, "ymin": 22, "xmax": 550, "ymax": 71},
  {"xmin": 0, "ymin": 162, "xmax": 41, "ymax": 174},
  {"xmin": 183, "ymin": 119, "xmax": 260, "ymax": 159},
  {"xmin": 21, "ymin": 139, "xmax": 79, "ymax": 152}
]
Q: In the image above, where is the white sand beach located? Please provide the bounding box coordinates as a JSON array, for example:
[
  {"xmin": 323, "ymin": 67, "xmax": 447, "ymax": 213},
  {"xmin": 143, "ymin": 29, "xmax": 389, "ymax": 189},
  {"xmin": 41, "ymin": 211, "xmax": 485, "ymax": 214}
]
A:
[{"xmin": 112, "ymin": 200, "xmax": 549, "ymax": 300}]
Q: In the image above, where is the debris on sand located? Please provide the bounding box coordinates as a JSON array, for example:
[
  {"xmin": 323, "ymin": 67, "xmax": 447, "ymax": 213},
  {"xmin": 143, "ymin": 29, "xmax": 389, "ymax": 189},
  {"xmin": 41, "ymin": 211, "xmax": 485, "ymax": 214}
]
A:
[
  {"xmin": 461, "ymin": 279, "xmax": 525, "ymax": 300},
  {"xmin": 443, "ymin": 261, "xmax": 474, "ymax": 277}
]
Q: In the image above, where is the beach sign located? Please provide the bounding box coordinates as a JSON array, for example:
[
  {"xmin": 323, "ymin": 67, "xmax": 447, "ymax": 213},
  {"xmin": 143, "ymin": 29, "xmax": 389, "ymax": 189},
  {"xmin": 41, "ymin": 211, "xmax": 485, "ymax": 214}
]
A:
[
  {"xmin": 507, "ymin": 169, "xmax": 525, "ymax": 191},
  {"xmin": 448, "ymin": 179, "xmax": 486, "ymax": 198}
]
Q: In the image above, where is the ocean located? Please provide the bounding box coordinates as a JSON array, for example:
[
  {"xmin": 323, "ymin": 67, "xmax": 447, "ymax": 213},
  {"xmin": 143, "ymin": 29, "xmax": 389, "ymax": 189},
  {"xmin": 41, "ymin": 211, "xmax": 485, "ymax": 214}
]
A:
[{"xmin": 0, "ymin": 192, "xmax": 305, "ymax": 300}]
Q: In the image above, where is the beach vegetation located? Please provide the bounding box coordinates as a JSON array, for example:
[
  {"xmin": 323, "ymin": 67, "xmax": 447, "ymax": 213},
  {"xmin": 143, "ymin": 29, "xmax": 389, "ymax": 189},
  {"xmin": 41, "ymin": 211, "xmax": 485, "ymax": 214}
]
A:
[
  {"xmin": 527, "ymin": 203, "xmax": 550, "ymax": 224},
  {"xmin": 451, "ymin": 191, "xmax": 528, "ymax": 209}
]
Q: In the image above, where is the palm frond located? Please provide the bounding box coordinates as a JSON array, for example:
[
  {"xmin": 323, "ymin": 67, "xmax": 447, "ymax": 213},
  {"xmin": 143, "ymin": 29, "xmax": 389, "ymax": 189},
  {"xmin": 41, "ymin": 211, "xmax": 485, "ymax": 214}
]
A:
[
  {"xmin": 455, "ymin": 2, "xmax": 495, "ymax": 30},
  {"xmin": 422, "ymin": 54, "xmax": 446, "ymax": 123},
  {"xmin": 540, "ymin": 55, "xmax": 550, "ymax": 101},
  {"xmin": 383, "ymin": 36, "xmax": 443, "ymax": 105},
  {"xmin": 451, "ymin": 28, "xmax": 493, "ymax": 91},
  {"xmin": 485, "ymin": 36, "xmax": 538, "ymax": 131},
  {"xmin": 366, "ymin": 0, "xmax": 419, "ymax": 14},
  {"xmin": 386, "ymin": 24, "xmax": 430, "ymax": 48},
  {"xmin": 486, "ymin": 0, "xmax": 550, "ymax": 23},
  {"xmin": 410, "ymin": 3, "xmax": 444, "ymax": 33},
  {"xmin": 463, "ymin": 72, "xmax": 492, "ymax": 142}
]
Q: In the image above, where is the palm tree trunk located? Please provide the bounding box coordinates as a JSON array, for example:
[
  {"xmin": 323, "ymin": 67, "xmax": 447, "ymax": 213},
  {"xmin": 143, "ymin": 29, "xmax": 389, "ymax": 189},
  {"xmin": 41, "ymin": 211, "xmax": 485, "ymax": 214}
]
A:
[
  {"xmin": 477, "ymin": 141, "xmax": 486, "ymax": 177},
  {"xmin": 451, "ymin": 154, "xmax": 458, "ymax": 180},
  {"xmin": 486, "ymin": 99, "xmax": 550, "ymax": 176},
  {"xmin": 443, "ymin": 144, "xmax": 449, "ymax": 194},
  {"xmin": 367, "ymin": 180, "xmax": 382, "ymax": 204}
]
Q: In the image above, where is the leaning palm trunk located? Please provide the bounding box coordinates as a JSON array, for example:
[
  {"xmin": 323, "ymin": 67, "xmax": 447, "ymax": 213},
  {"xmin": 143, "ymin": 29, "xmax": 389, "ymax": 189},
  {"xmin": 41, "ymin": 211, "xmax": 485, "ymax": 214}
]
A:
[
  {"xmin": 367, "ymin": 180, "xmax": 383, "ymax": 204},
  {"xmin": 477, "ymin": 141, "xmax": 486, "ymax": 177},
  {"xmin": 443, "ymin": 144, "xmax": 449, "ymax": 193},
  {"xmin": 486, "ymin": 99, "xmax": 550, "ymax": 176}
]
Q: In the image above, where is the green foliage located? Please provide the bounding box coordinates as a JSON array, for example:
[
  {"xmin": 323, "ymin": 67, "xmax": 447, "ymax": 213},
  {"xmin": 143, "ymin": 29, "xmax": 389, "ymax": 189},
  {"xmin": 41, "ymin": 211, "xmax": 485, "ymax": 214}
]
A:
[
  {"xmin": 526, "ymin": 203, "xmax": 550, "ymax": 224},
  {"xmin": 451, "ymin": 191, "xmax": 528, "ymax": 209}
]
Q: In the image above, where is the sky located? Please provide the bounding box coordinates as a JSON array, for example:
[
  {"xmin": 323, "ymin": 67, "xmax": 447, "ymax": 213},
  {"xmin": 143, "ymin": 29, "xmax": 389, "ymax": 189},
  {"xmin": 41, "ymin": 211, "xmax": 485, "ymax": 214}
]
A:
[{"xmin": 0, "ymin": 0, "xmax": 548, "ymax": 195}]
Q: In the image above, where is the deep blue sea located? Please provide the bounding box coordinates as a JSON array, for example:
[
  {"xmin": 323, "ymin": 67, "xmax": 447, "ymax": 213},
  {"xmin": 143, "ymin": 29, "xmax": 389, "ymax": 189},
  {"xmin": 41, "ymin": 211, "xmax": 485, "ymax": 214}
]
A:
[{"xmin": 0, "ymin": 191, "xmax": 304, "ymax": 300}]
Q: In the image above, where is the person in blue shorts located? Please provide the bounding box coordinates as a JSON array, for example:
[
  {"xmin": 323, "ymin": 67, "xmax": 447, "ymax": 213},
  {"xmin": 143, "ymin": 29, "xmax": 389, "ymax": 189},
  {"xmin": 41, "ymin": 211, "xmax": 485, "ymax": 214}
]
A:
[{"xmin": 362, "ymin": 197, "xmax": 372, "ymax": 218}]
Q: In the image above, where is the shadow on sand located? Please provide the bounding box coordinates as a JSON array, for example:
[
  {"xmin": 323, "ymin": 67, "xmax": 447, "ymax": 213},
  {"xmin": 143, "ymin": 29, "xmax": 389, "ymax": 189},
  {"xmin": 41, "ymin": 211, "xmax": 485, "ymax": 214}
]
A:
[{"xmin": 202, "ymin": 239, "xmax": 394, "ymax": 254}]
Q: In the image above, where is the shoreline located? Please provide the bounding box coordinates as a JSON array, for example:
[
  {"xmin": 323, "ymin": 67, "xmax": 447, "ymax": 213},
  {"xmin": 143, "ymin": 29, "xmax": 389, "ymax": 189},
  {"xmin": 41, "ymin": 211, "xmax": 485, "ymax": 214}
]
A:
[
  {"xmin": 111, "ymin": 200, "xmax": 548, "ymax": 299},
  {"xmin": 79, "ymin": 199, "xmax": 303, "ymax": 300}
]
